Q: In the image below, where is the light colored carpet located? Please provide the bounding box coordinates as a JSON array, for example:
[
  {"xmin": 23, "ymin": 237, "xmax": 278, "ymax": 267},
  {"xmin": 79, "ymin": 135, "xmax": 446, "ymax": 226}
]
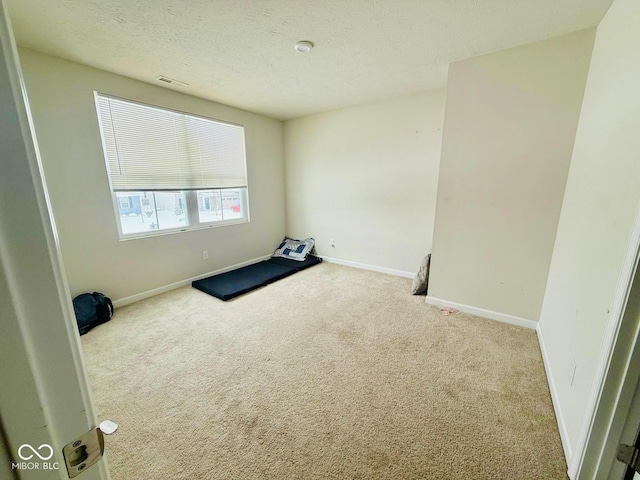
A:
[{"xmin": 81, "ymin": 262, "xmax": 567, "ymax": 479}]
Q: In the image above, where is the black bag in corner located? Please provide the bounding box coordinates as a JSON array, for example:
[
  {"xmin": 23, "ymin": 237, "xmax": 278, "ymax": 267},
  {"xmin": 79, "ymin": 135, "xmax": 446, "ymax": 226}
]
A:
[{"xmin": 72, "ymin": 292, "xmax": 114, "ymax": 335}]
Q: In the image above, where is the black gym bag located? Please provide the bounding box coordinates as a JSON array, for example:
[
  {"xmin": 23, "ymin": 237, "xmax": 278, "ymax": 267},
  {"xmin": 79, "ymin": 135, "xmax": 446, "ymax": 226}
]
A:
[{"xmin": 72, "ymin": 292, "xmax": 114, "ymax": 335}]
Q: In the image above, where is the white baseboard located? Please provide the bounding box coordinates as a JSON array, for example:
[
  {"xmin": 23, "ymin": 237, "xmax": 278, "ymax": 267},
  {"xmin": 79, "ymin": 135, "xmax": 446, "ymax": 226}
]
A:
[
  {"xmin": 112, "ymin": 254, "xmax": 272, "ymax": 308},
  {"xmin": 114, "ymin": 254, "xmax": 413, "ymax": 308},
  {"xmin": 424, "ymin": 295, "xmax": 537, "ymax": 330},
  {"xmin": 320, "ymin": 256, "xmax": 414, "ymax": 279},
  {"xmin": 536, "ymin": 323, "xmax": 573, "ymax": 466}
]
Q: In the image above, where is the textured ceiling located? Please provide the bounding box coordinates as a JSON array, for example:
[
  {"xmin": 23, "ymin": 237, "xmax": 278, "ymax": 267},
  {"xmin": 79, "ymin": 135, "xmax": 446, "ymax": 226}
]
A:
[{"xmin": 7, "ymin": 0, "xmax": 612, "ymax": 120}]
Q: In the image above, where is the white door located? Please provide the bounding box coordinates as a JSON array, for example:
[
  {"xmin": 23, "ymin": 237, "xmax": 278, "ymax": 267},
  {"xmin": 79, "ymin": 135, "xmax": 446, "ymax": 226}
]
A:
[{"xmin": 0, "ymin": 1, "xmax": 109, "ymax": 478}]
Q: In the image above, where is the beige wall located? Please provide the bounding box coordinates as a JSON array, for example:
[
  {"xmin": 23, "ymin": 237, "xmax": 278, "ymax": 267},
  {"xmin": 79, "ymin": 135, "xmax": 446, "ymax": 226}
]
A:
[
  {"xmin": 284, "ymin": 90, "xmax": 446, "ymax": 274},
  {"xmin": 428, "ymin": 30, "xmax": 595, "ymax": 321},
  {"xmin": 538, "ymin": 0, "xmax": 640, "ymax": 459},
  {"xmin": 19, "ymin": 49, "xmax": 285, "ymax": 302}
]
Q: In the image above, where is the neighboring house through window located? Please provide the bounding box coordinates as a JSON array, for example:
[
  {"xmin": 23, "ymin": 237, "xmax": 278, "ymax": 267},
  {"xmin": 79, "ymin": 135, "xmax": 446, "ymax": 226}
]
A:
[
  {"xmin": 118, "ymin": 196, "xmax": 131, "ymax": 210},
  {"xmin": 94, "ymin": 93, "xmax": 249, "ymax": 239}
]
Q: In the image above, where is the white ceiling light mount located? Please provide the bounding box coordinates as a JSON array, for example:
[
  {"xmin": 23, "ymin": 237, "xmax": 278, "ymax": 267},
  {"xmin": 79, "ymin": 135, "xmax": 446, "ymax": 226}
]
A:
[{"xmin": 294, "ymin": 40, "xmax": 314, "ymax": 53}]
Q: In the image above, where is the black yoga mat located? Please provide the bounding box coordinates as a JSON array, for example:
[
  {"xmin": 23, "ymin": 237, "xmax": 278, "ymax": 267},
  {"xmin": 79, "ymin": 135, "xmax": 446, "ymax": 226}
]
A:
[{"xmin": 192, "ymin": 255, "xmax": 322, "ymax": 301}]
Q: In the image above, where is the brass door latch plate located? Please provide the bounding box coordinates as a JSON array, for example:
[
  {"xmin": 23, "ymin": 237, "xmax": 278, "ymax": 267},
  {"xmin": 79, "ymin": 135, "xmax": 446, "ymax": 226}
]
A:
[{"xmin": 62, "ymin": 428, "xmax": 104, "ymax": 478}]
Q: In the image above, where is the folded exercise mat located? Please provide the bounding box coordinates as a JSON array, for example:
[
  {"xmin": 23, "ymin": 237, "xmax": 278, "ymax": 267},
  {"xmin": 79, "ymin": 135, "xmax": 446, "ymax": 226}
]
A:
[
  {"xmin": 192, "ymin": 261, "xmax": 295, "ymax": 301},
  {"xmin": 192, "ymin": 255, "xmax": 322, "ymax": 301}
]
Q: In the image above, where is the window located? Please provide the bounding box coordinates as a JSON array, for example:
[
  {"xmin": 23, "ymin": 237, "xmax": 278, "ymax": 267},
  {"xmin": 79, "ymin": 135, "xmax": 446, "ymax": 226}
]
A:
[
  {"xmin": 95, "ymin": 93, "xmax": 249, "ymax": 239},
  {"xmin": 115, "ymin": 191, "xmax": 188, "ymax": 235},
  {"xmin": 197, "ymin": 189, "xmax": 244, "ymax": 223}
]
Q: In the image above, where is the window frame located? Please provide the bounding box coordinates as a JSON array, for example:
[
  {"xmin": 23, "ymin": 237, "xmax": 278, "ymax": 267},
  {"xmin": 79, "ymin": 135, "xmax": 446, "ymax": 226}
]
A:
[
  {"xmin": 110, "ymin": 188, "xmax": 249, "ymax": 241},
  {"xmin": 94, "ymin": 92, "xmax": 250, "ymax": 241}
]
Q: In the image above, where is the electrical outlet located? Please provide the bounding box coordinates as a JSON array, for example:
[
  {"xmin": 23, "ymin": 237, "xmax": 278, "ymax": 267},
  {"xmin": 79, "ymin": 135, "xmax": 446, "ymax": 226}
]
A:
[
  {"xmin": 568, "ymin": 358, "xmax": 577, "ymax": 386},
  {"xmin": 329, "ymin": 239, "xmax": 335, "ymax": 247},
  {"xmin": 202, "ymin": 250, "xmax": 209, "ymax": 260}
]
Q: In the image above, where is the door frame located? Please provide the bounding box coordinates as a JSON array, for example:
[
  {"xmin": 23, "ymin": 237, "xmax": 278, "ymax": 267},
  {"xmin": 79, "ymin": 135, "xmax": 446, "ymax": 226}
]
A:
[
  {"xmin": 616, "ymin": 376, "xmax": 640, "ymax": 479},
  {"xmin": 0, "ymin": 1, "xmax": 108, "ymax": 478}
]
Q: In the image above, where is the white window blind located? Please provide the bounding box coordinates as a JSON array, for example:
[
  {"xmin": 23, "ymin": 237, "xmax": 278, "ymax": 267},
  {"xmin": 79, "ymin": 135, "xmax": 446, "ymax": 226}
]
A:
[{"xmin": 95, "ymin": 94, "xmax": 247, "ymax": 191}]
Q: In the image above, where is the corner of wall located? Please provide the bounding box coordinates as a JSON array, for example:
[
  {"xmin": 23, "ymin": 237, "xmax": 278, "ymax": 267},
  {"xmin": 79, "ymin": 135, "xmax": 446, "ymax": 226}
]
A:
[{"xmin": 536, "ymin": 321, "xmax": 574, "ymax": 465}]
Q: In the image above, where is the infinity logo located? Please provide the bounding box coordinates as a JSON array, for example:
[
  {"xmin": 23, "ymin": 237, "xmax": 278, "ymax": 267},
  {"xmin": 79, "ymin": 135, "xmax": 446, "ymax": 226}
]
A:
[{"xmin": 18, "ymin": 444, "xmax": 54, "ymax": 461}]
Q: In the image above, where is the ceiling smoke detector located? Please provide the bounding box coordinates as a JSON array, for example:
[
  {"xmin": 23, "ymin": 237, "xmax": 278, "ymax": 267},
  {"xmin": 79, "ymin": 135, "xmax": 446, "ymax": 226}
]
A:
[
  {"xmin": 294, "ymin": 41, "xmax": 314, "ymax": 53},
  {"xmin": 156, "ymin": 75, "xmax": 188, "ymax": 87}
]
